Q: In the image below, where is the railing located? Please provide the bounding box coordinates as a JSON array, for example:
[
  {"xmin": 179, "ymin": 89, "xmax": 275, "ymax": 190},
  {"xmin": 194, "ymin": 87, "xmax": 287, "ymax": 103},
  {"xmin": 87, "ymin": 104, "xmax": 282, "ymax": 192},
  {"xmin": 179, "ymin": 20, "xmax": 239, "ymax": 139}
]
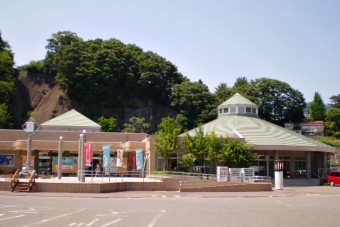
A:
[
  {"xmin": 10, "ymin": 169, "xmax": 20, "ymax": 192},
  {"xmin": 28, "ymin": 170, "xmax": 36, "ymax": 192}
]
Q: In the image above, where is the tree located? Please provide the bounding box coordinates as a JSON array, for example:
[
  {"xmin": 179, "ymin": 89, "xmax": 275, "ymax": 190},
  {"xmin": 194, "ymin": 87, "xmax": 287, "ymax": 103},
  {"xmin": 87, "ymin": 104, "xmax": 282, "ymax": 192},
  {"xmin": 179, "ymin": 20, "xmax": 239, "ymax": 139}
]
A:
[
  {"xmin": 154, "ymin": 117, "xmax": 182, "ymax": 170},
  {"xmin": 0, "ymin": 104, "xmax": 13, "ymax": 128},
  {"xmin": 0, "ymin": 31, "xmax": 5, "ymax": 51},
  {"xmin": 171, "ymin": 81, "xmax": 217, "ymax": 130},
  {"xmin": 98, "ymin": 116, "xmax": 120, "ymax": 132},
  {"xmin": 182, "ymin": 129, "xmax": 256, "ymax": 172},
  {"xmin": 182, "ymin": 127, "xmax": 209, "ymax": 167},
  {"xmin": 214, "ymin": 82, "xmax": 232, "ymax": 104},
  {"xmin": 45, "ymin": 31, "xmax": 83, "ymax": 73},
  {"xmin": 0, "ymin": 32, "xmax": 15, "ymax": 128},
  {"xmin": 122, "ymin": 117, "xmax": 151, "ymax": 133},
  {"xmin": 310, "ymin": 92, "xmax": 326, "ymax": 121},
  {"xmin": 230, "ymin": 77, "xmax": 252, "ymax": 97},
  {"xmin": 325, "ymin": 108, "xmax": 340, "ymax": 136},
  {"xmin": 249, "ymin": 78, "xmax": 306, "ymax": 126},
  {"xmin": 329, "ymin": 94, "xmax": 340, "ymax": 108}
]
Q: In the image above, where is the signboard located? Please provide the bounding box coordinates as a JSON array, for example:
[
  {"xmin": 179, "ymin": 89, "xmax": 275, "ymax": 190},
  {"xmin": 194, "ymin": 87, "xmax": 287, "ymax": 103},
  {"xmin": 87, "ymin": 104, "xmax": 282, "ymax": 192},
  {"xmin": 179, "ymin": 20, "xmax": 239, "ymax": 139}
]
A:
[
  {"xmin": 24, "ymin": 121, "xmax": 35, "ymax": 132},
  {"xmin": 117, "ymin": 147, "xmax": 124, "ymax": 167},
  {"xmin": 0, "ymin": 154, "xmax": 14, "ymax": 166},
  {"xmin": 84, "ymin": 143, "xmax": 93, "ymax": 166},
  {"xmin": 52, "ymin": 157, "xmax": 78, "ymax": 173},
  {"xmin": 216, "ymin": 166, "xmax": 228, "ymax": 182},
  {"xmin": 103, "ymin": 145, "xmax": 110, "ymax": 168},
  {"xmin": 136, "ymin": 149, "xmax": 144, "ymax": 171}
]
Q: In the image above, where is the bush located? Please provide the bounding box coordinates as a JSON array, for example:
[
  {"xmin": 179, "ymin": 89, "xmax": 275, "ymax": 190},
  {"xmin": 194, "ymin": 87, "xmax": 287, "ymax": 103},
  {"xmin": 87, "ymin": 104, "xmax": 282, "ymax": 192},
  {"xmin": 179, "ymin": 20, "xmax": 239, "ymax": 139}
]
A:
[{"xmin": 334, "ymin": 132, "xmax": 340, "ymax": 139}]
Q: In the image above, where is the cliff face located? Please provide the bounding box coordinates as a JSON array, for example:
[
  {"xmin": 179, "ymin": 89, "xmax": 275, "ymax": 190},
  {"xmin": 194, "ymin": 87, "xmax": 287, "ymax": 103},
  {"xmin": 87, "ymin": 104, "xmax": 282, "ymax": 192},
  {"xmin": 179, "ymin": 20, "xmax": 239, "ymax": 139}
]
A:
[{"xmin": 12, "ymin": 71, "xmax": 175, "ymax": 132}]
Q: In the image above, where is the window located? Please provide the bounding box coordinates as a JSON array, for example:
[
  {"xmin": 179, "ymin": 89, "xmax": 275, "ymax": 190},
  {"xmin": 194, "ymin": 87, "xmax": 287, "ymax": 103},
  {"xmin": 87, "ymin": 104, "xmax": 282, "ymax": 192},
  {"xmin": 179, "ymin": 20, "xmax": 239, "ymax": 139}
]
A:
[
  {"xmin": 238, "ymin": 107, "xmax": 245, "ymax": 113},
  {"xmin": 252, "ymin": 108, "xmax": 256, "ymax": 113},
  {"xmin": 224, "ymin": 108, "xmax": 229, "ymax": 113},
  {"xmin": 246, "ymin": 107, "xmax": 251, "ymax": 113},
  {"xmin": 230, "ymin": 107, "xmax": 236, "ymax": 113}
]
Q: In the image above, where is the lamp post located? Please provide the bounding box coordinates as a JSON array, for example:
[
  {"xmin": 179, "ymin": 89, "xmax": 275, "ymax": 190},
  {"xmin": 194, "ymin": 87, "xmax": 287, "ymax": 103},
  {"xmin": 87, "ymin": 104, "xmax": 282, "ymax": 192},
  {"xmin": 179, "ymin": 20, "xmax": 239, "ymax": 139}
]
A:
[
  {"xmin": 78, "ymin": 130, "xmax": 86, "ymax": 183},
  {"xmin": 57, "ymin": 136, "xmax": 63, "ymax": 179},
  {"xmin": 22, "ymin": 121, "xmax": 35, "ymax": 171}
]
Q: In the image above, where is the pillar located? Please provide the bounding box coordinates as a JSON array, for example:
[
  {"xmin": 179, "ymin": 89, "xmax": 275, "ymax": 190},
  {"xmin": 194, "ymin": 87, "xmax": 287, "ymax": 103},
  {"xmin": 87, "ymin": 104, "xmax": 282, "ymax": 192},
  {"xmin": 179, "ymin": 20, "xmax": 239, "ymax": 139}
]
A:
[{"xmin": 306, "ymin": 152, "xmax": 312, "ymax": 178}]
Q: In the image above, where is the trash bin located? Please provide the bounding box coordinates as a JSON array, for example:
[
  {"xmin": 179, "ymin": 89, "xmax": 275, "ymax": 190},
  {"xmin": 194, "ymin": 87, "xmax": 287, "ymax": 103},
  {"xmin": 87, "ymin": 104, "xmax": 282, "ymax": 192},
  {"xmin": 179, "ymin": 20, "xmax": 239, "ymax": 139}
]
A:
[{"xmin": 274, "ymin": 160, "xmax": 284, "ymax": 190}]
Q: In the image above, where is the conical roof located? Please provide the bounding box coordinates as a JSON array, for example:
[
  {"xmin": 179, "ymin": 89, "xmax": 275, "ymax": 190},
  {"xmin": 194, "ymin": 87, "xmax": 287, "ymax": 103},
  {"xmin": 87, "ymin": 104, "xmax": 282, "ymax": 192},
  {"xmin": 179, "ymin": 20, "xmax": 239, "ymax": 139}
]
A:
[
  {"xmin": 40, "ymin": 109, "xmax": 101, "ymax": 130},
  {"xmin": 218, "ymin": 93, "xmax": 257, "ymax": 108}
]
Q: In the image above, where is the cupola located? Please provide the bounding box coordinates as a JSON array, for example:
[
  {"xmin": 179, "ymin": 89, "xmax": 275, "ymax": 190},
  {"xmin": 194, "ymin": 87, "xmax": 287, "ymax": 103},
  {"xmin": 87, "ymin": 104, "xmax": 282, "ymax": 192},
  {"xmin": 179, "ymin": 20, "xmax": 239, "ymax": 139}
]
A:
[{"xmin": 217, "ymin": 93, "xmax": 258, "ymax": 117}]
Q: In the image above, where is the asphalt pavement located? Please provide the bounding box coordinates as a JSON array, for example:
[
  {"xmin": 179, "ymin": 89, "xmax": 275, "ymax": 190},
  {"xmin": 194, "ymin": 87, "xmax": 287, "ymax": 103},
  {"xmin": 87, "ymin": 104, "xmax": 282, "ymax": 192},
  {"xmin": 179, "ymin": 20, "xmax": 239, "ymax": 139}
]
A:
[{"xmin": 1, "ymin": 185, "xmax": 340, "ymax": 198}]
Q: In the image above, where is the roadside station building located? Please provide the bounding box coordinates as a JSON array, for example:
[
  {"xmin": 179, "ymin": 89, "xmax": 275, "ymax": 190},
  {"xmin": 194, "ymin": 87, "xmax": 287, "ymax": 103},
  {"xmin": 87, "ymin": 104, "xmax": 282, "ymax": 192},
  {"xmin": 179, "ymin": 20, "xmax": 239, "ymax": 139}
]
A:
[
  {"xmin": 0, "ymin": 94, "xmax": 337, "ymax": 179},
  {"xmin": 180, "ymin": 93, "xmax": 336, "ymax": 178},
  {"xmin": 0, "ymin": 109, "xmax": 155, "ymax": 175}
]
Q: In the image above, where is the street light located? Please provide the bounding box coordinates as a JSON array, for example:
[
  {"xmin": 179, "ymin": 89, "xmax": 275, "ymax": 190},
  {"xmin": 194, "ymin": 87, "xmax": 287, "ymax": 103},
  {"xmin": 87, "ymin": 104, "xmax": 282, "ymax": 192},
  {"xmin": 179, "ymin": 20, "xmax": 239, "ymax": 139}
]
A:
[
  {"xmin": 57, "ymin": 136, "xmax": 63, "ymax": 179},
  {"xmin": 78, "ymin": 130, "xmax": 86, "ymax": 183},
  {"xmin": 22, "ymin": 121, "xmax": 36, "ymax": 171},
  {"xmin": 78, "ymin": 133, "xmax": 85, "ymax": 182}
]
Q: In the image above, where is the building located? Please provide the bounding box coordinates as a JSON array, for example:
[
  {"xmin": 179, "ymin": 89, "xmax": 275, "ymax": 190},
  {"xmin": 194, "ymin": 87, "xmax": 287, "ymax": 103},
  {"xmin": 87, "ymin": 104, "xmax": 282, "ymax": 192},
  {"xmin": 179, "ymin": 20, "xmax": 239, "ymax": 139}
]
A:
[
  {"xmin": 180, "ymin": 93, "xmax": 336, "ymax": 178},
  {"xmin": 0, "ymin": 109, "xmax": 155, "ymax": 175}
]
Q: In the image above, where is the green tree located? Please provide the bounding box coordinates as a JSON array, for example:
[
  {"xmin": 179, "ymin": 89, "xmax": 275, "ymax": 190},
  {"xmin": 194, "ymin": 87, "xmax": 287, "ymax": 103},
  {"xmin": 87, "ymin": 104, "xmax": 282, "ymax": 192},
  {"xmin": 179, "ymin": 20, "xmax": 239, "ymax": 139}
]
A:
[
  {"xmin": 329, "ymin": 94, "xmax": 340, "ymax": 108},
  {"xmin": 53, "ymin": 35, "xmax": 185, "ymax": 110},
  {"xmin": 122, "ymin": 117, "xmax": 151, "ymax": 133},
  {"xmin": 98, "ymin": 116, "xmax": 120, "ymax": 132},
  {"xmin": 214, "ymin": 82, "xmax": 232, "ymax": 104},
  {"xmin": 154, "ymin": 117, "xmax": 182, "ymax": 170},
  {"xmin": 0, "ymin": 32, "xmax": 15, "ymax": 128},
  {"xmin": 182, "ymin": 127, "xmax": 208, "ymax": 167},
  {"xmin": 325, "ymin": 108, "xmax": 340, "ymax": 135},
  {"xmin": 250, "ymin": 78, "xmax": 306, "ymax": 126},
  {"xmin": 179, "ymin": 153, "xmax": 196, "ymax": 171},
  {"xmin": 230, "ymin": 77, "xmax": 252, "ymax": 97},
  {"xmin": 217, "ymin": 138, "xmax": 255, "ymax": 167},
  {"xmin": 45, "ymin": 31, "xmax": 83, "ymax": 73},
  {"xmin": 310, "ymin": 92, "xmax": 326, "ymax": 121},
  {"xmin": 0, "ymin": 103, "xmax": 13, "ymax": 128},
  {"xmin": 171, "ymin": 81, "xmax": 216, "ymax": 130}
]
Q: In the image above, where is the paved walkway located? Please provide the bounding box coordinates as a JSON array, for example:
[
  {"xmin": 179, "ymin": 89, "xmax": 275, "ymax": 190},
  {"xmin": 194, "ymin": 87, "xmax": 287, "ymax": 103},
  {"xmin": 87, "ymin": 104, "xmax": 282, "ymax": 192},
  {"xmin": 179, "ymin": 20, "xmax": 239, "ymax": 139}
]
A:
[
  {"xmin": 1, "ymin": 176, "xmax": 340, "ymax": 198},
  {"xmin": 1, "ymin": 186, "xmax": 340, "ymax": 199}
]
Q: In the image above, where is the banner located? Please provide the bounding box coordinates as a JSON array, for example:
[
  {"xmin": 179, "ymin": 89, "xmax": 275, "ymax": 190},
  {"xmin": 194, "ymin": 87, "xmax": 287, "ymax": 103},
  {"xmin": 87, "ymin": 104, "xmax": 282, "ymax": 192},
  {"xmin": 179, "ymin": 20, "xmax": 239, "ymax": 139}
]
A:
[
  {"xmin": 84, "ymin": 143, "xmax": 93, "ymax": 166},
  {"xmin": 117, "ymin": 147, "xmax": 124, "ymax": 167},
  {"xmin": 136, "ymin": 148, "xmax": 144, "ymax": 171},
  {"xmin": 103, "ymin": 145, "xmax": 110, "ymax": 168}
]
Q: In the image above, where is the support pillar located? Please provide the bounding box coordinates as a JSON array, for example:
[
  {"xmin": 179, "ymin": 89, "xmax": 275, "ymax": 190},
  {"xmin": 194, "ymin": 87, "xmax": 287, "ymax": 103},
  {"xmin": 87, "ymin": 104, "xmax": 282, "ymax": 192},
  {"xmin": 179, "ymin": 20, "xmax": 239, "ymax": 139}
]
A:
[{"xmin": 306, "ymin": 152, "xmax": 312, "ymax": 178}]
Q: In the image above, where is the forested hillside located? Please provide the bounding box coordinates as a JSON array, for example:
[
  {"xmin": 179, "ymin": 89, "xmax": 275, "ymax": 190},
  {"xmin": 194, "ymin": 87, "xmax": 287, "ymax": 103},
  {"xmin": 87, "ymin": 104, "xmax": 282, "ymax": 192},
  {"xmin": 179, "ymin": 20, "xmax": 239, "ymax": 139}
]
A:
[{"xmin": 2, "ymin": 31, "xmax": 326, "ymax": 134}]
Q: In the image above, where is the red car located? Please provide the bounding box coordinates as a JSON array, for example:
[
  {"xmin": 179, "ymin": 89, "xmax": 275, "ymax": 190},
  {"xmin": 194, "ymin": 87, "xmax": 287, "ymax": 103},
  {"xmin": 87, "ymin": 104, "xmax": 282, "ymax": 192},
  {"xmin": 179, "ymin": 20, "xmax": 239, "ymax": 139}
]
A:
[{"xmin": 328, "ymin": 170, "xmax": 340, "ymax": 186}]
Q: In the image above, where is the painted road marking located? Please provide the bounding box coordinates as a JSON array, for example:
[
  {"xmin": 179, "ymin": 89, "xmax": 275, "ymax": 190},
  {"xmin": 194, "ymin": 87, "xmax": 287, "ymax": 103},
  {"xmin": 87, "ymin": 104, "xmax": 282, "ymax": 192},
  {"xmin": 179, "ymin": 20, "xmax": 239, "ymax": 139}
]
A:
[
  {"xmin": 9, "ymin": 207, "xmax": 37, "ymax": 213},
  {"xmin": 101, "ymin": 218, "xmax": 122, "ymax": 227},
  {"xmin": 148, "ymin": 210, "xmax": 166, "ymax": 227},
  {"xmin": 0, "ymin": 214, "xmax": 25, "ymax": 221},
  {"xmin": 23, "ymin": 209, "xmax": 85, "ymax": 227}
]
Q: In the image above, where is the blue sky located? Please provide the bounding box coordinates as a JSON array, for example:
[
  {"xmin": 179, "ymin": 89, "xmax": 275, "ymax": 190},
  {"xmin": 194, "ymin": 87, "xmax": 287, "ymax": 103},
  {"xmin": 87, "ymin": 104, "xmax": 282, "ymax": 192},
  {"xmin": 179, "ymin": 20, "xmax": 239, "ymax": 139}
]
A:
[{"xmin": 1, "ymin": 0, "xmax": 339, "ymax": 103}]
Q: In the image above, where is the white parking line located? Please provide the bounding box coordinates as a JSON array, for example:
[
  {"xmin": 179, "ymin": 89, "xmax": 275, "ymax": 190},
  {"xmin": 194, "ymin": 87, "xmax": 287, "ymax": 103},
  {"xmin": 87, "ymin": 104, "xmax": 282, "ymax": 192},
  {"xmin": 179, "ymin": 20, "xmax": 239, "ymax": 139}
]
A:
[
  {"xmin": 23, "ymin": 209, "xmax": 85, "ymax": 227},
  {"xmin": 101, "ymin": 218, "xmax": 122, "ymax": 227},
  {"xmin": 148, "ymin": 210, "xmax": 166, "ymax": 227},
  {"xmin": 0, "ymin": 214, "xmax": 25, "ymax": 221},
  {"xmin": 86, "ymin": 218, "xmax": 99, "ymax": 226}
]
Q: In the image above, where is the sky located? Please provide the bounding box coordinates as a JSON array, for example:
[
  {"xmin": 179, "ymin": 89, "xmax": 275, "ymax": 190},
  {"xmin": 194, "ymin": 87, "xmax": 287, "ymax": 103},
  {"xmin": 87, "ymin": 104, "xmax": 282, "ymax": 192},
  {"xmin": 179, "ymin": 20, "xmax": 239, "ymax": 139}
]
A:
[{"xmin": 1, "ymin": 0, "xmax": 339, "ymax": 103}]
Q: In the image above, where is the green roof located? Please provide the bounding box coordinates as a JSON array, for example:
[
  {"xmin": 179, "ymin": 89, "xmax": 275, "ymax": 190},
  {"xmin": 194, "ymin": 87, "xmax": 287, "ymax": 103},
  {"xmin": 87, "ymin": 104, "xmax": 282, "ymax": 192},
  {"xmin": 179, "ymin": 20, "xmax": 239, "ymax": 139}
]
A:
[
  {"xmin": 180, "ymin": 116, "xmax": 335, "ymax": 152},
  {"xmin": 218, "ymin": 93, "xmax": 257, "ymax": 108},
  {"xmin": 41, "ymin": 109, "xmax": 101, "ymax": 129}
]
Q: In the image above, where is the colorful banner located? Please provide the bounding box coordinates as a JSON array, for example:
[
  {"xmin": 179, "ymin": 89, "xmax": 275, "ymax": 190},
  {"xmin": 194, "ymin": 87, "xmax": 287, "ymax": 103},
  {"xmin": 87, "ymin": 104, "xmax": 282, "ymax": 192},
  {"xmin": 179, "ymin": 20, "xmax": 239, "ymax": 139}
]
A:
[
  {"xmin": 84, "ymin": 143, "xmax": 93, "ymax": 166},
  {"xmin": 117, "ymin": 147, "xmax": 124, "ymax": 167},
  {"xmin": 103, "ymin": 145, "xmax": 110, "ymax": 168},
  {"xmin": 136, "ymin": 148, "xmax": 144, "ymax": 171}
]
